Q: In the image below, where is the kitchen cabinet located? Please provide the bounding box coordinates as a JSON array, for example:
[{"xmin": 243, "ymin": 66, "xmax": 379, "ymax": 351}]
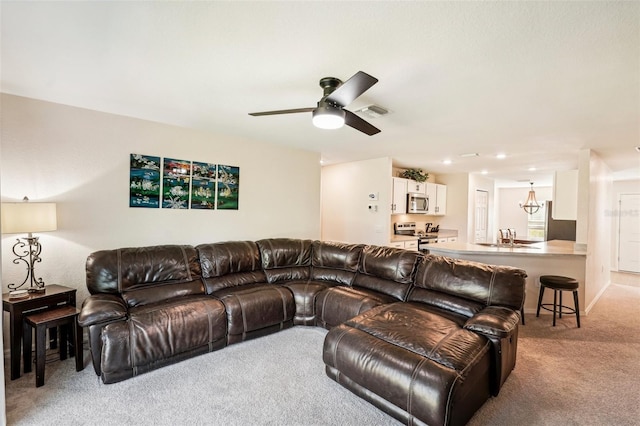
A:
[
  {"xmin": 388, "ymin": 239, "xmax": 419, "ymax": 250},
  {"xmin": 404, "ymin": 240, "xmax": 419, "ymax": 250},
  {"xmin": 552, "ymin": 170, "xmax": 578, "ymax": 220},
  {"xmin": 426, "ymin": 183, "xmax": 447, "ymax": 215},
  {"xmin": 391, "ymin": 177, "xmax": 408, "ymax": 214},
  {"xmin": 407, "ymin": 180, "xmax": 426, "ymax": 194}
]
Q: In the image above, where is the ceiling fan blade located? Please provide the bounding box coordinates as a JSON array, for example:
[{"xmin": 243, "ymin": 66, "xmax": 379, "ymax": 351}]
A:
[
  {"xmin": 249, "ymin": 107, "xmax": 315, "ymax": 116},
  {"xmin": 326, "ymin": 71, "xmax": 378, "ymax": 107},
  {"xmin": 344, "ymin": 110, "xmax": 381, "ymax": 136}
]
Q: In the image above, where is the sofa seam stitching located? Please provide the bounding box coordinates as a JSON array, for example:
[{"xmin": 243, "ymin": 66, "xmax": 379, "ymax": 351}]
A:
[{"xmin": 407, "ymin": 357, "xmax": 429, "ymax": 421}]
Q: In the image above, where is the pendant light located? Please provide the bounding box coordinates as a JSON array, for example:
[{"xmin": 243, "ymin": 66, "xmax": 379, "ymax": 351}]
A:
[{"xmin": 520, "ymin": 182, "xmax": 541, "ymax": 215}]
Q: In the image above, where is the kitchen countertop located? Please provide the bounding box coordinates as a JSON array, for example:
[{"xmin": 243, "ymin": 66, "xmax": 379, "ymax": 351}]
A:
[
  {"xmin": 426, "ymin": 240, "xmax": 586, "ymax": 257},
  {"xmin": 390, "ymin": 235, "xmax": 419, "ymax": 242},
  {"xmin": 391, "ymin": 229, "xmax": 458, "ymax": 243}
]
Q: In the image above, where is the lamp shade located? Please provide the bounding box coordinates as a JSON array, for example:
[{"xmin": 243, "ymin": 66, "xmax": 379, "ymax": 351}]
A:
[{"xmin": 1, "ymin": 202, "xmax": 57, "ymax": 234}]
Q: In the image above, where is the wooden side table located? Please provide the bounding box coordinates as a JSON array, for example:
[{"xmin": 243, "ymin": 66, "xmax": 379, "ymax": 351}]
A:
[
  {"xmin": 2, "ymin": 284, "xmax": 77, "ymax": 380},
  {"xmin": 23, "ymin": 305, "xmax": 82, "ymax": 387}
]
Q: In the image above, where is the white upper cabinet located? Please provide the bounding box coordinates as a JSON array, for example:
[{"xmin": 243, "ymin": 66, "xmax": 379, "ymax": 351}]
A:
[
  {"xmin": 426, "ymin": 183, "xmax": 447, "ymax": 215},
  {"xmin": 407, "ymin": 180, "xmax": 426, "ymax": 194},
  {"xmin": 391, "ymin": 177, "xmax": 408, "ymax": 214},
  {"xmin": 552, "ymin": 170, "xmax": 578, "ymax": 220}
]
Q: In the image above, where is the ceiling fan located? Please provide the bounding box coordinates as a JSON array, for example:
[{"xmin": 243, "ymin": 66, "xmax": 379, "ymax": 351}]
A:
[{"xmin": 249, "ymin": 71, "xmax": 381, "ymax": 136}]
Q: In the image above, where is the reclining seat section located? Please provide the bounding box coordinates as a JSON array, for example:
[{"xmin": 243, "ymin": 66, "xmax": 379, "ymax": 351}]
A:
[
  {"xmin": 315, "ymin": 245, "xmax": 421, "ymax": 329},
  {"xmin": 323, "ymin": 254, "xmax": 526, "ymax": 426},
  {"xmin": 198, "ymin": 240, "xmax": 295, "ymax": 345},
  {"xmin": 78, "ymin": 245, "xmax": 227, "ymax": 384},
  {"xmin": 410, "ymin": 254, "xmax": 526, "ymax": 394}
]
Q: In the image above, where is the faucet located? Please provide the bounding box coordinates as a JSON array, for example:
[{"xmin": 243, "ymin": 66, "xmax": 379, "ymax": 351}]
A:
[{"xmin": 497, "ymin": 229, "xmax": 515, "ymax": 247}]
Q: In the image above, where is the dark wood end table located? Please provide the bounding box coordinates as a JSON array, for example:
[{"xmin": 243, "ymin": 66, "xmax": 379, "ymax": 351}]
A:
[{"xmin": 2, "ymin": 284, "xmax": 77, "ymax": 380}]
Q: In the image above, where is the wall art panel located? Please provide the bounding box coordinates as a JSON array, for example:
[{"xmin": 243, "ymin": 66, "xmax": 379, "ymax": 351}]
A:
[
  {"xmin": 129, "ymin": 153, "xmax": 161, "ymax": 208},
  {"xmin": 162, "ymin": 158, "xmax": 192, "ymax": 209},
  {"xmin": 217, "ymin": 165, "xmax": 239, "ymax": 210},
  {"xmin": 191, "ymin": 162, "xmax": 217, "ymax": 209}
]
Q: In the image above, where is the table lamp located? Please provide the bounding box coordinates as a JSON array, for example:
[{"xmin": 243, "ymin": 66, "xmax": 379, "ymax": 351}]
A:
[{"xmin": 1, "ymin": 196, "xmax": 57, "ymax": 295}]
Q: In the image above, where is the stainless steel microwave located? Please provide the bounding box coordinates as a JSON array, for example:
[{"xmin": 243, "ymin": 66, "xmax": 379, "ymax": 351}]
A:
[{"xmin": 407, "ymin": 193, "xmax": 429, "ymax": 214}]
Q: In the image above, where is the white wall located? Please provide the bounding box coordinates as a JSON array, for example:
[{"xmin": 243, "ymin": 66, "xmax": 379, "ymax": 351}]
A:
[
  {"xmin": 576, "ymin": 149, "xmax": 591, "ymax": 248},
  {"xmin": 1, "ymin": 94, "xmax": 321, "ymax": 340},
  {"xmin": 321, "ymin": 157, "xmax": 392, "ymax": 246},
  {"xmin": 0, "ymin": 127, "xmax": 6, "ymax": 425},
  {"xmin": 436, "ymin": 173, "xmax": 469, "ymax": 242},
  {"xmin": 584, "ymin": 152, "xmax": 613, "ymax": 310}
]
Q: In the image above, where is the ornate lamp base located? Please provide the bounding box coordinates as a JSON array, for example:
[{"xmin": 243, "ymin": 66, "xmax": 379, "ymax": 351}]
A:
[{"xmin": 7, "ymin": 236, "xmax": 48, "ymax": 293}]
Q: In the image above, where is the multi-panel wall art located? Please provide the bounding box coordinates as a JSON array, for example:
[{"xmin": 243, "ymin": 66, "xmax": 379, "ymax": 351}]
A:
[{"xmin": 129, "ymin": 154, "xmax": 239, "ymax": 210}]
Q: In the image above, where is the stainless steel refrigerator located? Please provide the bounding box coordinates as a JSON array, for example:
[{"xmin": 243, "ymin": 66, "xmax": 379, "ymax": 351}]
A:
[{"xmin": 545, "ymin": 201, "xmax": 577, "ymax": 241}]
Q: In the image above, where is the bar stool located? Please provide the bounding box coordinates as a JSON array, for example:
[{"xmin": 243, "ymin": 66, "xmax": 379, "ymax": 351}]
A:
[
  {"xmin": 536, "ymin": 275, "xmax": 580, "ymax": 328},
  {"xmin": 23, "ymin": 305, "xmax": 83, "ymax": 387}
]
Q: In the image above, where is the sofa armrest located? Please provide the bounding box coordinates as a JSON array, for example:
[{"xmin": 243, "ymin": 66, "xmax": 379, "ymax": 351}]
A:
[
  {"xmin": 78, "ymin": 294, "xmax": 128, "ymax": 327},
  {"xmin": 464, "ymin": 306, "xmax": 520, "ymax": 339},
  {"xmin": 465, "ymin": 305, "xmax": 521, "ymax": 396}
]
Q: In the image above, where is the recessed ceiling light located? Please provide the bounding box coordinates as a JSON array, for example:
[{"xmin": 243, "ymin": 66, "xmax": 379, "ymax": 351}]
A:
[
  {"xmin": 481, "ymin": 170, "xmax": 488, "ymax": 175},
  {"xmin": 635, "ymin": 146, "xmax": 640, "ymax": 153},
  {"xmin": 496, "ymin": 153, "xmax": 506, "ymax": 159},
  {"xmin": 528, "ymin": 167, "xmax": 537, "ymax": 171},
  {"xmin": 443, "ymin": 159, "xmax": 452, "ymax": 165}
]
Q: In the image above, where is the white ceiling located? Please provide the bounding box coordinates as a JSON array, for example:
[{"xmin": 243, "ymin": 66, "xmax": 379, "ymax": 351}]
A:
[{"xmin": 2, "ymin": 1, "xmax": 639, "ymax": 186}]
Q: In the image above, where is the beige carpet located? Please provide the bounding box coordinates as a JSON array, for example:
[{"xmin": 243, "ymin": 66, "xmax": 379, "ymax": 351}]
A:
[
  {"xmin": 469, "ymin": 281, "xmax": 640, "ymax": 425},
  {"xmin": 5, "ymin": 281, "xmax": 640, "ymax": 425}
]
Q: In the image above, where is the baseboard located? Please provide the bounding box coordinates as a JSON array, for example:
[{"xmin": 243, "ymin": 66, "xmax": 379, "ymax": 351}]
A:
[{"xmin": 585, "ymin": 280, "xmax": 610, "ymax": 315}]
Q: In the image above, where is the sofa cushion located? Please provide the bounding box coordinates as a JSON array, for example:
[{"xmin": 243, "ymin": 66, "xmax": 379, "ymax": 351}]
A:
[
  {"xmin": 197, "ymin": 241, "xmax": 267, "ymax": 293},
  {"xmin": 353, "ymin": 246, "xmax": 421, "ymax": 301},
  {"xmin": 100, "ymin": 295, "xmax": 227, "ymax": 383},
  {"xmin": 86, "ymin": 245, "xmax": 204, "ymax": 307},
  {"xmin": 256, "ymin": 238, "xmax": 312, "ymax": 283},
  {"xmin": 311, "ymin": 240, "xmax": 363, "ymax": 286},
  {"xmin": 212, "ymin": 283, "xmax": 295, "ymax": 344},
  {"xmin": 283, "ymin": 281, "xmax": 334, "ymax": 326},
  {"xmin": 410, "ymin": 254, "xmax": 526, "ymax": 313},
  {"xmin": 315, "ymin": 286, "xmax": 396, "ymax": 329}
]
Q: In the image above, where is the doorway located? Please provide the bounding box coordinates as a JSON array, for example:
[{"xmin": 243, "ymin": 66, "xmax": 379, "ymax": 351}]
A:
[
  {"xmin": 474, "ymin": 190, "xmax": 489, "ymax": 243},
  {"xmin": 618, "ymin": 194, "xmax": 640, "ymax": 273}
]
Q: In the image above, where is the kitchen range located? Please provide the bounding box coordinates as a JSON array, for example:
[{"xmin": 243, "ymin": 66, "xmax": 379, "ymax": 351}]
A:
[{"xmin": 393, "ymin": 222, "xmax": 441, "ymax": 252}]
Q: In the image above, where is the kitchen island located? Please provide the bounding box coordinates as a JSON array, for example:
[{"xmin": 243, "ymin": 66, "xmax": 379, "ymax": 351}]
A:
[{"xmin": 426, "ymin": 240, "xmax": 587, "ymax": 317}]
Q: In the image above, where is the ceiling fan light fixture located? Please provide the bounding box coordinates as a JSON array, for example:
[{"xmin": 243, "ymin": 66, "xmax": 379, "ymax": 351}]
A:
[{"xmin": 312, "ymin": 106, "xmax": 345, "ymax": 129}]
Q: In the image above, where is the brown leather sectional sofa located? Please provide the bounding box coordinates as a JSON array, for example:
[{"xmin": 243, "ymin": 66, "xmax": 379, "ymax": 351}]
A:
[{"xmin": 79, "ymin": 238, "xmax": 526, "ymax": 426}]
